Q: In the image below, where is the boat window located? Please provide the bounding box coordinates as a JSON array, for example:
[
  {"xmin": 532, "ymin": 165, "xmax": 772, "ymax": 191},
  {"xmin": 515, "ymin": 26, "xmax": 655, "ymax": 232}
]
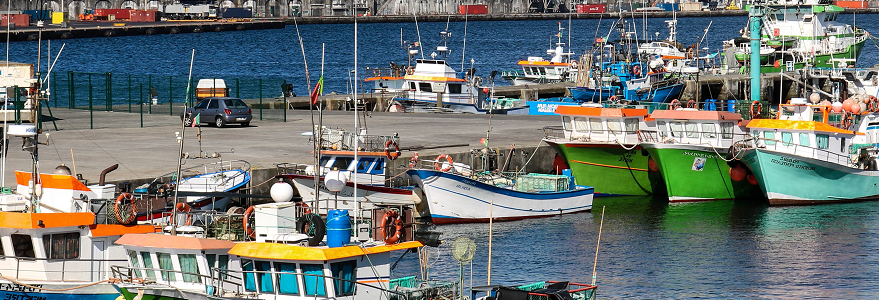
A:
[
  {"xmin": 562, "ymin": 116, "xmax": 571, "ymax": 129},
  {"xmin": 449, "ymin": 84, "xmax": 462, "ymax": 94},
  {"xmin": 141, "ymin": 252, "xmax": 156, "ymax": 279},
  {"xmin": 156, "ymin": 252, "xmax": 176, "ymax": 282},
  {"xmin": 841, "ymin": 137, "xmax": 847, "ymax": 153},
  {"xmin": 721, "ymin": 122, "xmax": 734, "ymax": 139},
  {"xmin": 418, "ymin": 83, "xmax": 432, "ymax": 93},
  {"xmin": 127, "ymin": 251, "xmax": 142, "ymax": 278},
  {"xmin": 539, "ymin": 67, "xmax": 546, "ymax": 75},
  {"xmin": 607, "ymin": 120, "xmax": 622, "ymax": 134},
  {"xmin": 330, "ymin": 260, "xmax": 357, "ymax": 296},
  {"xmin": 0, "ymin": 237, "xmax": 5, "ymax": 256},
  {"xmin": 624, "ymin": 118, "xmax": 639, "ymax": 133},
  {"xmin": 208, "ymin": 100, "xmax": 219, "ymax": 109},
  {"xmin": 799, "ymin": 133, "xmax": 810, "ymax": 146},
  {"xmin": 256, "ymin": 260, "xmax": 273, "ymax": 293},
  {"xmin": 763, "ymin": 131, "xmax": 776, "ymax": 145},
  {"xmin": 242, "ymin": 260, "xmax": 256, "ymax": 292},
  {"xmin": 301, "ymin": 263, "xmax": 327, "ymax": 296},
  {"xmin": 589, "ymin": 118, "xmax": 603, "ymax": 132},
  {"xmin": 331, "ymin": 157, "xmax": 354, "ymax": 171},
  {"xmin": 409, "ymin": 82, "xmax": 416, "ymax": 90},
  {"xmin": 531, "ymin": 67, "xmax": 539, "ymax": 74},
  {"xmin": 803, "ymin": 16, "xmax": 812, "ymax": 23},
  {"xmin": 657, "ymin": 121, "xmax": 667, "ymax": 137},
  {"xmin": 686, "ymin": 123, "xmax": 699, "ymax": 138},
  {"xmin": 276, "ymin": 263, "xmax": 300, "ymax": 295},
  {"xmin": 218, "ymin": 255, "xmax": 229, "ymax": 279},
  {"xmin": 573, "ymin": 117, "xmax": 589, "ymax": 131},
  {"xmin": 782, "ymin": 132, "xmax": 793, "ymax": 146},
  {"xmin": 319, "ymin": 157, "xmax": 331, "ymax": 167},
  {"xmin": 701, "ymin": 123, "xmax": 716, "ymax": 139},
  {"xmin": 817, "ymin": 134, "xmax": 829, "ymax": 149},
  {"xmin": 670, "ymin": 122, "xmax": 683, "ymax": 138},
  {"xmin": 11, "ymin": 234, "xmax": 35, "ymax": 258},
  {"xmin": 357, "ymin": 158, "xmax": 375, "ymax": 173},
  {"xmin": 178, "ymin": 254, "xmax": 201, "ymax": 283},
  {"xmin": 42, "ymin": 232, "xmax": 80, "ymax": 259}
]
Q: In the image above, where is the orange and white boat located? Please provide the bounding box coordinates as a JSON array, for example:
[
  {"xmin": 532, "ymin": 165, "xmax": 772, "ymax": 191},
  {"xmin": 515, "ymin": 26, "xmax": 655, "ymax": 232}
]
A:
[{"xmin": 502, "ymin": 23, "xmax": 578, "ymax": 86}]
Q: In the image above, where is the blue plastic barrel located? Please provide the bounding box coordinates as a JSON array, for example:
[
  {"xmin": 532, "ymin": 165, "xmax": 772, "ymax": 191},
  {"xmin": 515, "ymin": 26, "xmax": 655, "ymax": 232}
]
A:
[
  {"xmin": 727, "ymin": 100, "xmax": 736, "ymax": 112},
  {"xmin": 705, "ymin": 99, "xmax": 716, "ymax": 111},
  {"xmin": 326, "ymin": 210, "xmax": 351, "ymax": 248}
]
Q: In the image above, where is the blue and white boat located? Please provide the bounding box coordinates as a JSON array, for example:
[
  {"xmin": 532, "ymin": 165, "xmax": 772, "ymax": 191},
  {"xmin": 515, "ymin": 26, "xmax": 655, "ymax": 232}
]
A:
[{"xmin": 406, "ymin": 157, "xmax": 593, "ymax": 224}]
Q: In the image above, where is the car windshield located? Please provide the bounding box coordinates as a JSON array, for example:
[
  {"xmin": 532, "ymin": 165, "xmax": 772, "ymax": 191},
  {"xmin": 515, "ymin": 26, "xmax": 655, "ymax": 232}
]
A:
[{"xmin": 224, "ymin": 99, "xmax": 248, "ymax": 109}]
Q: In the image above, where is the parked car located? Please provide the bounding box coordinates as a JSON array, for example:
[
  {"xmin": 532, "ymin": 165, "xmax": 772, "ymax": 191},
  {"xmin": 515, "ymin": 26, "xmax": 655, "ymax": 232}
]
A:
[{"xmin": 181, "ymin": 97, "xmax": 252, "ymax": 127}]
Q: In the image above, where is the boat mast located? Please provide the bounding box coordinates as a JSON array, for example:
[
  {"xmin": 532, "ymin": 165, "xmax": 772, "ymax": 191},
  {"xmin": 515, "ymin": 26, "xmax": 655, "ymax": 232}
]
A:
[
  {"xmin": 171, "ymin": 49, "xmax": 196, "ymax": 235},
  {"xmin": 354, "ymin": 16, "xmax": 359, "ymax": 231}
]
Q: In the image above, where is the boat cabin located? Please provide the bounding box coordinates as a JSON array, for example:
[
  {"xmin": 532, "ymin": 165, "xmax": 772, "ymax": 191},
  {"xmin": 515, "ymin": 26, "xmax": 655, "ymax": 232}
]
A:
[
  {"xmin": 551, "ymin": 104, "xmax": 653, "ymax": 145},
  {"xmin": 747, "ymin": 100, "xmax": 860, "ymax": 162},
  {"xmin": 400, "ymin": 59, "xmax": 478, "ymax": 109},
  {"xmin": 645, "ymin": 109, "xmax": 746, "ymax": 148}
]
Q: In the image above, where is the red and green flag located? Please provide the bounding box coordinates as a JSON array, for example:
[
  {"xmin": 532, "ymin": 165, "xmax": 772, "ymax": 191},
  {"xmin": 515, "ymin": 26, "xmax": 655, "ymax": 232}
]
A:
[{"xmin": 310, "ymin": 76, "xmax": 324, "ymax": 105}]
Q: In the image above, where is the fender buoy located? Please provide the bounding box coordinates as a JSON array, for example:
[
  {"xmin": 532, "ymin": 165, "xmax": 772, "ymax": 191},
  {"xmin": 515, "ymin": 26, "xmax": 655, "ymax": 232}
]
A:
[
  {"xmin": 670, "ymin": 99, "xmax": 681, "ymax": 110},
  {"xmin": 384, "ymin": 140, "xmax": 401, "ymax": 160},
  {"xmin": 434, "ymin": 154, "xmax": 453, "ymax": 172},
  {"xmin": 632, "ymin": 64, "xmax": 641, "ymax": 75},
  {"xmin": 175, "ymin": 202, "xmax": 192, "ymax": 226},
  {"xmin": 406, "ymin": 67, "xmax": 415, "ymax": 75},
  {"xmin": 296, "ymin": 213, "xmax": 326, "ymax": 246},
  {"xmin": 243, "ymin": 206, "xmax": 255, "ymax": 239},
  {"xmin": 750, "ymin": 101, "xmax": 763, "ymax": 118},
  {"xmin": 296, "ymin": 202, "xmax": 311, "ymax": 214},
  {"xmin": 114, "ymin": 193, "xmax": 137, "ymax": 225},
  {"xmin": 409, "ymin": 152, "xmax": 419, "ymax": 169},
  {"xmin": 687, "ymin": 100, "xmax": 697, "ymax": 109},
  {"xmin": 379, "ymin": 210, "xmax": 403, "ymax": 245}
]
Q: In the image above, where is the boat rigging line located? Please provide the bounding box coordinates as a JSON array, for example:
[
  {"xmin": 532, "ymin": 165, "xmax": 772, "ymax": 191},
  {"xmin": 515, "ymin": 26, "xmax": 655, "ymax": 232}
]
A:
[
  {"xmin": 170, "ymin": 48, "xmax": 196, "ymax": 236},
  {"xmin": 591, "ymin": 206, "xmax": 605, "ymax": 286}
]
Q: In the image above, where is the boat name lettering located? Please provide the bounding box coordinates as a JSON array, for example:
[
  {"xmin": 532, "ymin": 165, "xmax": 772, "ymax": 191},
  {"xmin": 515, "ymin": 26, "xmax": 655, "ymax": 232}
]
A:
[
  {"xmin": 0, "ymin": 283, "xmax": 42, "ymax": 293},
  {"xmin": 618, "ymin": 150, "xmax": 635, "ymax": 163},
  {"xmin": 536, "ymin": 103, "xmax": 560, "ymax": 113},
  {"xmin": 770, "ymin": 158, "xmax": 815, "ymax": 170},
  {"xmin": 682, "ymin": 151, "xmax": 714, "ymax": 158},
  {"xmin": 455, "ymin": 184, "xmax": 471, "ymax": 191},
  {"xmin": 3, "ymin": 295, "xmax": 46, "ymax": 300}
]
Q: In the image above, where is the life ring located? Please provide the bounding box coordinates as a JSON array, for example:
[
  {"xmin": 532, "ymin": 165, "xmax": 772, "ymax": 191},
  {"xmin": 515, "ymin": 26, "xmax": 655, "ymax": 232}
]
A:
[
  {"xmin": 570, "ymin": 60, "xmax": 578, "ymax": 69},
  {"xmin": 669, "ymin": 99, "xmax": 681, "ymax": 110},
  {"xmin": 843, "ymin": 112, "xmax": 853, "ymax": 129},
  {"xmin": 295, "ymin": 202, "xmax": 311, "ymax": 214},
  {"xmin": 409, "ymin": 152, "xmax": 419, "ymax": 169},
  {"xmin": 406, "ymin": 67, "xmax": 415, "ymax": 75},
  {"xmin": 379, "ymin": 210, "xmax": 403, "ymax": 245},
  {"xmin": 296, "ymin": 213, "xmax": 326, "ymax": 247},
  {"xmin": 750, "ymin": 101, "xmax": 763, "ymax": 118},
  {"xmin": 384, "ymin": 140, "xmax": 401, "ymax": 160},
  {"xmin": 632, "ymin": 64, "xmax": 641, "ymax": 75},
  {"xmin": 434, "ymin": 154, "xmax": 453, "ymax": 172},
  {"xmin": 79, "ymin": 14, "xmax": 85, "ymax": 21},
  {"xmin": 175, "ymin": 202, "xmax": 192, "ymax": 226},
  {"xmin": 686, "ymin": 48, "xmax": 695, "ymax": 59},
  {"xmin": 608, "ymin": 95, "xmax": 617, "ymax": 102},
  {"xmin": 114, "ymin": 193, "xmax": 137, "ymax": 225},
  {"xmin": 870, "ymin": 96, "xmax": 879, "ymax": 112},
  {"xmin": 687, "ymin": 100, "xmax": 697, "ymax": 108},
  {"xmin": 243, "ymin": 206, "xmax": 255, "ymax": 239}
]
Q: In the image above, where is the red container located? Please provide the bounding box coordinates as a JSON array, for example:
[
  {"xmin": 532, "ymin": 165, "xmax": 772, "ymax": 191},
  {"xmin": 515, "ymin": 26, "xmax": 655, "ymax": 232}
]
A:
[
  {"xmin": 576, "ymin": 4, "xmax": 607, "ymax": 13},
  {"xmin": 95, "ymin": 9, "xmax": 132, "ymax": 20},
  {"xmin": 833, "ymin": 1, "xmax": 867, "ymax": 8},
  {"xmin": 1, "ymin": 14, "xmax": 30, "ymax": 27},
  {"xmin": 458, "ymin": 4, "xmax": 488, "ymax": 14}
]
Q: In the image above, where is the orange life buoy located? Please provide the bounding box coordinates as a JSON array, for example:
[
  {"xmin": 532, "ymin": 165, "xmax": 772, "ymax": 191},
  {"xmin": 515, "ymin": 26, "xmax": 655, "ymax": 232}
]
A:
[
  {"xmin": 384, "ymin": 140, "xmax": 401, "ymax": 160},
  {"xmin": 296, "ymin": 202, "xmax": 311, "ymax": 214},
  {"xmin": 632, "ymin": 64, "xmax": 641, "ymax": 75},
  {"xmin": 687, "ymin": 100, "xmax": 697, "ymax": 109},
  {"xmin": 175, "ymin": 202, "xmax": 192, "ymax": 226},
  {"xmin": 750, "ymin": 100, "xmax": 763, "ymax": 118},
  {"xmin": 570, "ymin": 60, "xmax": 578, "ymax": 69},
  {"xmin": 669, "ymin": 99, "xmax": 681, "ymax": 110},
  {"xmin": 406, "ymin": 67, "xmax": 414, "ymax": 75},
  {"xmin": 379, "ymin": 210, "xmax": 403, "ymax": 245},
  {"xmin": 843, "ymin": 112, "xmax": 853, "ymax": 129},
  {"xmin": 79, "ymin": 14, "xmax": 85, "ymax": 21},
  {"xmin": 114, "ymin": 193, "xmax": 137, "ymax": 225},
  {"xmin": 243, "ymin": 206, "xmax": 255, "ymax": 239},
  {"xmin": 409, "ymin": 152, "xmax": 419, "ymax": 169},
  {"xmin": 870, "ymin": 96, "xmax": 879, "ymax": 112},
  {"xmin": 608, "ymin": 95, "xmax": 617, "ymax": 102},
  {"xmin": 434, "ymin": 154, "xmax": 453, "ymax": 172}
]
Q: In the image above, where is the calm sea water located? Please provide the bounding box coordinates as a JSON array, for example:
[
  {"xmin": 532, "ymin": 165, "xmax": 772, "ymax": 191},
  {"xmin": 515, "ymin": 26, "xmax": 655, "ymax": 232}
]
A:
[{"xmin": 5, "ymin": 15, "xmax": 879, "ymax": 298}]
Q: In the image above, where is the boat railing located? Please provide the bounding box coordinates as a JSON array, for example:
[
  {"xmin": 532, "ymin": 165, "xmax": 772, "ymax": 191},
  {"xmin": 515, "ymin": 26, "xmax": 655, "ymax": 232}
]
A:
[
  {"xmin": 0, "ymin": 255, "xmax": 127, "ymax": 283},
  {"xmin": 317, "ymin": 128, "xmax": 400, "ymax": 153},
  {"xmin": 111, "ymin": 265, "xmax": 247, "ymax": 298},
  {"xmin": 734, "ymin": 136, "xmax": 857, "ymax": 167},
  {"xmin": 153, "ymin": 160, "xmax": 251, "ymax": 191},
  {"xmin": 542, "ymin": 125, "xmax": 641, "ymax": 144},
  {"xmin": 155, "ymin": 209, "xmax": 248, "ymax": 241},
  {"xmin": 637, "ymin": 130, "xmax": 751, "ymax": 148}
]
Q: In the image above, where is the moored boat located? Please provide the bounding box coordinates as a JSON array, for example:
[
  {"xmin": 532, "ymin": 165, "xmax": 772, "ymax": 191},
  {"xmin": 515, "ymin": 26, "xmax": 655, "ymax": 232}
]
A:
[{"xmin": 501, "ymin": 22, "xmax": 578, "ymax": 86}]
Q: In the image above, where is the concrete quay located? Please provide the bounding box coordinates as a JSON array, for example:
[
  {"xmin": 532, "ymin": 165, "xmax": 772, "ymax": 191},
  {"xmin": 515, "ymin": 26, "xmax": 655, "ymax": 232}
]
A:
[{"xmin": 5, "ymin": 106, "xmax": 561, "ymax": 197}]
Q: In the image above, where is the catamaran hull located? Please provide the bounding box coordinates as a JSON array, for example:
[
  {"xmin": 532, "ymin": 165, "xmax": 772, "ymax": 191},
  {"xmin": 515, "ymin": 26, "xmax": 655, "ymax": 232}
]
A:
[
  {"xmin": 642, "ymin": 143, "xmax": 762, "ymax": 202},
  {"xmin": 741, "ymin": 148, "xmax": 879, "ymax": 205},
  {"xmin": 0, "ymin": 282, "xmax": 120, "ymax": 300},
  {"xmin": 546, "ymin": 140, "xmax": 658, "ymax": 196},
  {"xmin": 406, "ymin": 169, "xmax": 593, "ymax": 224},
  {"xmin": 285, "ymin": 174, "xmax": 415, "ymax": 212}
]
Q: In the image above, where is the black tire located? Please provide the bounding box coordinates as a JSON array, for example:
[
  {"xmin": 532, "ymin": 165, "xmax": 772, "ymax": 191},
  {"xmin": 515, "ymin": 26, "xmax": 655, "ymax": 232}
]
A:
[
  {"xmin": 183, "ymin": 117, "xmax": 193, "ymax": 127},
  {"xmin": 215, "ymin": 117, "xmax": 226, "ymax": 128},
  {"xmin": 241, "ymin": 122, "xmax": 250, "ymax": 127},
  {"xmin": 296, "ymin": 214, "xmax": 326, "ymax": 246}
]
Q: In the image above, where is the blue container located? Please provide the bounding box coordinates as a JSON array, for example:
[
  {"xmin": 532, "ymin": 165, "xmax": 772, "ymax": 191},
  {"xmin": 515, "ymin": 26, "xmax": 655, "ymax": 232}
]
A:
[
  {"xmin": 326, "ymin": 210, "xmax": 351, "ymax": 248},
  {"xmin": 727, "ymin": 100, "xmax": 736, "ymax": 112},
  {"xmin": 705, "ymin": 99, "xmax": 716, "ymax": 111}
]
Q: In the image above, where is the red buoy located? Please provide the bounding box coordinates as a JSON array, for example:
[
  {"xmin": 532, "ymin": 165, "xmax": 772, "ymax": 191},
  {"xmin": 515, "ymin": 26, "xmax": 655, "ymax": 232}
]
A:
[
  {"xmin": 648, "ymin": 156, "xmax": 659, "ymax": 172},
  {"xmin": 729, "ymin": 165, "xmax": 747, "ymax": 182},
  {"xmin": 746, "ymin": 174, "xmax": 758, "ymax": 186}
]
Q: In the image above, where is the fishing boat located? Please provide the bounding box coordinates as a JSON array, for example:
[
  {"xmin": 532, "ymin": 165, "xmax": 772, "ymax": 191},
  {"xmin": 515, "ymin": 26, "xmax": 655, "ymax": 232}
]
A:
[
  {"xmin": 733, "ymin": 43, "xmax": 776, "ymax": 64},
  {"xmin": 638, "ymin": 107, "xmax": 763, "ymax": 202},
  {"xmin": 406, "ymin": 148, "xmax": 593, "ymax": 224},
  {"xmin": 543, "ymin": 104, "xmax": 661, "ymax": 196},
  {"xmin": 277, "ymin": 127, "xmax": 417, "ymax": 216},
  {"xmin": 501, "ymin": 22, "xmax": 578, "ymax": 86},
  {"xmin": 730, "ymin": 97, "xmax": 879, "ymax": 204},
  {"xmin": 637, "ymin": 20, "xmax": 689, "ymax": 60},
  {"xmin": 471, "ymin": 281, "xmax": 597, "ymax": 300}
]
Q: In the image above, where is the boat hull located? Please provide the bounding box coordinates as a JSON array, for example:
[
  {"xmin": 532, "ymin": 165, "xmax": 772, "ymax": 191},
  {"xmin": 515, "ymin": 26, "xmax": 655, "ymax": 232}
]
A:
[
  {"xmin": 631, "ymin": 83, "xmax": 685, "ymax": 103},
  {"xmin": 406, "ymin": 169, "xmax": 593, "ymax": 224},
  {"xmin": 643, "ymin": 143, "xmax": 762, "ymax": 202},
  {"xmin": 546, "ymin": 140, "xmax": 657, "ymax": 196},
  {"xmin": 286, "ymin": 174, "xmax": 415, "ymax": 213},
  {"xmin": 0, "ymin": 281, "xmax": 120, "ymax": 300},
  {"xmin": 117, "ymin": 285, "xmax": 235, "ymax": 300},
  {"xmin": 568, "ymin": 87, "xmax": 616, "ymax": 102},
  {"xmin": 741, "ymin": 148, "xmax": 879, "ymax": 205}
]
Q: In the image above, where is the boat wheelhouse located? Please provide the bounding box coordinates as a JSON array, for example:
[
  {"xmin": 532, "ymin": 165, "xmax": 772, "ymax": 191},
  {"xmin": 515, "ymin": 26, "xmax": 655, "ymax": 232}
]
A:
[{"xmin": 395, "ymin": 58, "xmax": 483, "ymax": 112}]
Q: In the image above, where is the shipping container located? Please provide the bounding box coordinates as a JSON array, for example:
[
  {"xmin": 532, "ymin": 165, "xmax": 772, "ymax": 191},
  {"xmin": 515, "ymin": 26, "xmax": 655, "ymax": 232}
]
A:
[
  {"xmin": 95, "ymin": 9, "xmax": 132, "ymax": 19},
  {"xmin": 22, "ymin": 10, "xmax": 52, "ymax": 21},
  {"xmin": 576, "ymin": 4, "xmax": 607, "ymax": 13},
  {"xmin": 51, "ymin": 12, "xmax": 66, "ymax": 24},
  {"xmin": 834, "ymin": 0, "xmax": 868, "ymax": 8},
  {"xmin": 656, "ymin": 3, "xmax": 679, "ymax": 11},
  {"xmin": 221, "ymin": 7, "xmax": 253, "ymax": 18},
  {"xmin": 1, "ymin": 14, "xmax": 30, "ymax": 28},
  {"xmin": 458, "ymin": 4, "xmax": 488, "ymax": 14},
  {"xmin": 680, "ymin": 3, "xmax": 702, "ymax": 11}
]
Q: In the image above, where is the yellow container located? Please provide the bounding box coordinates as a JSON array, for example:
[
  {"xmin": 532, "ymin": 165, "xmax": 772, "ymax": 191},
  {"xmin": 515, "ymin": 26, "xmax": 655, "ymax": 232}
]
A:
[{"xmin": 51, "ymin": 12, "xmax": 66, "ymax": 24}]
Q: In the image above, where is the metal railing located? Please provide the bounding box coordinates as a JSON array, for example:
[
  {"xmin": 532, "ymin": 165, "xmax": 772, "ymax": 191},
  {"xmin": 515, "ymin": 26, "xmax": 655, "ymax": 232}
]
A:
[
  {"xmin": 542, "ymin": 125, "xmax": 641, "ymax": 145},
  {"xmin": 0, "ymin": 256, "xmax": 126, "ymax": 282},
  {"xmin": 734, "ymin": 136, "xmax": 857, "ymax": 168}
]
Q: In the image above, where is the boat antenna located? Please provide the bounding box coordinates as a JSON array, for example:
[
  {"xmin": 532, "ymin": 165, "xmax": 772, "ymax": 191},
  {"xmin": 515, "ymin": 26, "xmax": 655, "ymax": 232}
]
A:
[
  {"xmin": 354, "ymin": 16, "xmax": 359, "ymax": 233},
  {"xmin": 460, "ymin": 10, "xmax": 468, "ymax": 72},
  {"xmin": 414, "ymin": 12, "xmax": 424, "ymax": 59},
  {"xmin": 293, "ymin": 16, "xmax": 319, "ymax": 211},
  {"xmin": 171, "ymin": 49, "xmax": 196, "ymax": 236},
  {"xmin": 591, "ymin": 206, "xmax": 605, "ymax": 286}
]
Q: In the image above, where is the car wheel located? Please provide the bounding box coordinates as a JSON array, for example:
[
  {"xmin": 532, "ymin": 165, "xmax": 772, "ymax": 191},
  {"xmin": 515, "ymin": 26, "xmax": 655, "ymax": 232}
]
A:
[
  {"xmin": 183, "ymin": 117, "xmax": 193, "ymax": 127},
  {"xmin": 215, "ymin": 117, "xmax": 225, "ymax": 128},
  {"xmin": 241, "ymin": 122, "xmax": 250, "ymax": 127}
]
